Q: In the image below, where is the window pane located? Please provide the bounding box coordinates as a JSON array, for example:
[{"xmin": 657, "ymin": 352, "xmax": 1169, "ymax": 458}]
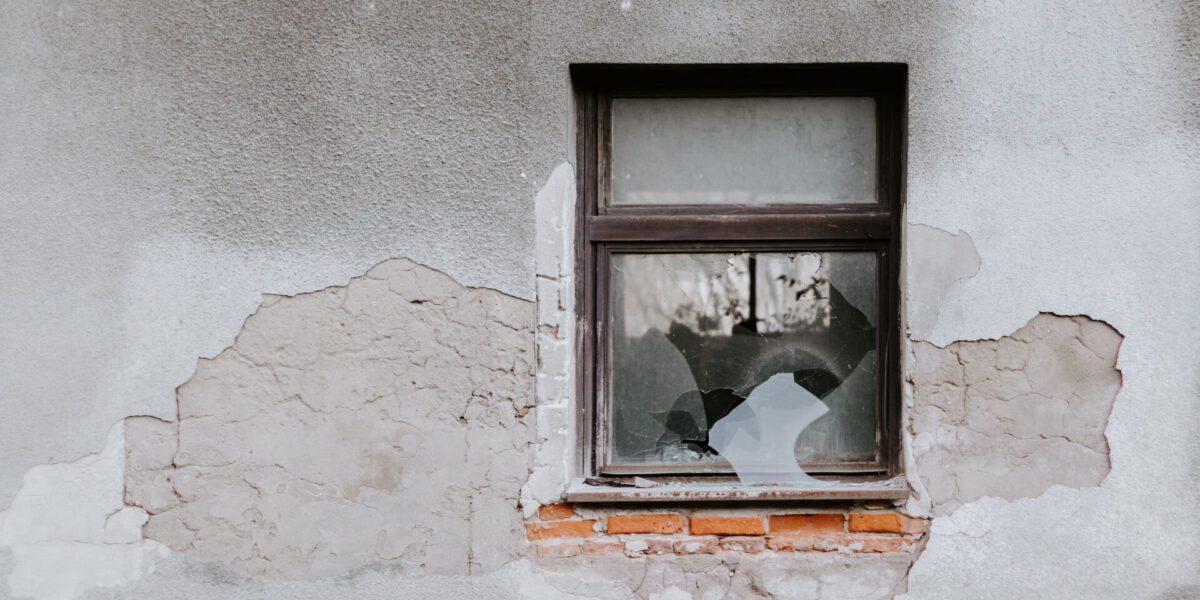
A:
[
  {"xmin": 610, "ymin": 251, "xmax": 878, "ymax": 470},
  {"xmin": 610, "ymin": 97, "xmax": 877, "ymax": 206}
]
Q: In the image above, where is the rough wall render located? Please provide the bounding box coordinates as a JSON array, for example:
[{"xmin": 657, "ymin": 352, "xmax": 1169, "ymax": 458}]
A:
[
  {"xmin": 908, "ymin": 314, "xmax": 1123, "ymax": 515},
  {"xmin": 533, "ymin": 554, "xmax": 915, "ymax": 600},
  {"xmin": 124, "ymin": 259, "xmax": 535, "ymax": 579}
]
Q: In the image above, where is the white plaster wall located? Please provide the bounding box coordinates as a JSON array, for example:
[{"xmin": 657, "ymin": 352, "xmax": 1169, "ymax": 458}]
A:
[
  {"xmin": 899, "ymin": 4, "xmax": 1200, "ymax": 595},
  {"xmin": 2, "ymin": 0, "xmax": 1198, "ymax": 598}
]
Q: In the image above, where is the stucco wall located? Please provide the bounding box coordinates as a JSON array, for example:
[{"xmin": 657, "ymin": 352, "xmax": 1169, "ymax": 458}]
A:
[{"xmin": 1, "ymin": 1, "xmax": 1198, "ymax": 599}]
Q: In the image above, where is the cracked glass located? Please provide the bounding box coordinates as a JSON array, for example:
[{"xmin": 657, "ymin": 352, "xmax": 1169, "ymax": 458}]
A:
[
  {"xmin": 609, "ymin": 251, "xmax": 878, "ymax": 474},
  {"xmin": 610, "ymin": 97, "xmax": 877, "ymax": 206}
]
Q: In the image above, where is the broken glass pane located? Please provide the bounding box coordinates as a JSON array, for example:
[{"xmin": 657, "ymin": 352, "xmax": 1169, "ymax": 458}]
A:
[
  {"xmin": 610, "ymin": 251, "xmax": 878, "ymax": 471},
  {"xmin": 707, "ymin": 373, "xmax": 830, "ymax": 485},
  {"xmin": 610, "ymin": 97, "xmax": 877, "ymax": 206}
]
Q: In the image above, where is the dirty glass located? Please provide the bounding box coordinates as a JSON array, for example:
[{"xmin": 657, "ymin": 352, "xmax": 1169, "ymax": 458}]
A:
[
  {"xmin": 610, "ymin": 97, "xmax": 877, "ymax": 206},
  {"xmin": 609, "ymin": 251, "xmax": 878, "ymax": 475}
]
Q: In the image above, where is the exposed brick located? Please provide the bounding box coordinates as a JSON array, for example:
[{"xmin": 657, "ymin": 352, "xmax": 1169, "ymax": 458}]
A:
[
  {"xmin": 673, "ymin": 537, "xmax": 720, "ymax": 555},
  {"xmin": 607, "ymin": 514, "xmax": 685, "ymax": 535},
  {"xmin": 848, "ymin": 513, "xmax": 926, "ymax": 535},
  {"xmin": 582, "ymin": 540, "xmax": 625, "ymax": 556},
  {"xmin": 811, "ymin": 536, "xmax": 844, "ymax": 552},
  {"xmin": 766, "ymin": 537, "xmax": 812, "ymax": 552},
  {"xmin": 769, "ymin": 514, "xmax": 845, "ymax": 537},
  {"xmin": 720, "ymin": 536, "xmax": 766, "ymax": 554},
  {"xmin": 624, "ymin": 537, "xmax": 675, "ymax": 556},
  {"xmin": 535, "ymin": 541, "xmax": 581, "ymax": 558},
  {"xmin": 851, "ymin": 535, "xmax": 916, "ymax": 553},
  {"xmin": 525, "ymin": 520, "xmax": 597, "ymax": 540},
  {"xmin": 690, "ymin": 516, "xmax": 765, "ymax": 536},
  {"xmin": 538, "ymin": 503, "xmax": 575, "ymax": 521},
  {"xmin": 643, "ymin": 537, "xmax": 676, "ymax": 555}
]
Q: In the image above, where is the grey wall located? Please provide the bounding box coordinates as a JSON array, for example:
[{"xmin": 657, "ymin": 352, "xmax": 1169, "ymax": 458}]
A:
[
  {"xmin": 1, "ymin": 0, "xmax": 536, "ymax": 504},
  {"xmin": 1, "ymin": 1, "xmax": 1198, "ymax": 599}
]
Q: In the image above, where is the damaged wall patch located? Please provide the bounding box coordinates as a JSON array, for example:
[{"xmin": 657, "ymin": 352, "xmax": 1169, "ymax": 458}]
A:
[
  {"xmin": 905, "ymin": 224, "xmax": 982, "ymax": 342},
  {"xmin": 0, "ymin": 423, "xmax": 170, "ymax": 600},
  {"xmin": 909, "ymin": 313, "xmax": 1123, "ymax": 515},
  {"xmin": 124, "ymin": 259, "xmax": 535, "ymax": 579}
]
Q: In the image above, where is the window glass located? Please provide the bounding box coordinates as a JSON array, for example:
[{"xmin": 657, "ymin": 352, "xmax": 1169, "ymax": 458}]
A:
[
  {"xmin": 610, "ymin": 97, "xmax": 877, "ymax": 206},
  {"xmin": 609, "ymin": 251, "xmax": 878, "ymax": 469}
]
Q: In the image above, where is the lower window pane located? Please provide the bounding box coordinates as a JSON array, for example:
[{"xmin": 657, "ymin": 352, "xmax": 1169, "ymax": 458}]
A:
[{"xmin": 609, "ymin": 251, "xmax": 879, "ymax": 472}]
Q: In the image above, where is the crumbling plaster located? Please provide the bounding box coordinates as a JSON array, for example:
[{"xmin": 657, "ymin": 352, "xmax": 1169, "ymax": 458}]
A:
[
  {"xmin": 524, "ymin": 162, "xmax": 577, "ymax": 517},
  {"xmin": 908, "ymin": 314, "xmax": 1122, "ymax": 516},
  {"xmin": 2, "ymin": 0, "xmax": 1198, "ymax": 599},
  {"xmin": 903, "ymin": 225, "xmax": 980, "ymax": 342},
  {"xmin": 125, "ymin": 259, "xmax": 536, "ymax": 579}
]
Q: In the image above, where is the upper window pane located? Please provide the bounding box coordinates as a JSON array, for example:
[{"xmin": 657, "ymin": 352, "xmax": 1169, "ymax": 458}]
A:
[{"xmin": 610, "ymin": 97, "xmax": 877, "ymax": 206}]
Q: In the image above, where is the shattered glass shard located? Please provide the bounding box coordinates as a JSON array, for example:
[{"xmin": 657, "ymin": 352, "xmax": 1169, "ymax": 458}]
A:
[
  {"xmin": 663, "ymin": 282, "xmax": 874, "ymax": 399},
  {"xmin": 653, "ymin": 388, "xmax": 745, "ymax": 454},
  {"xmin": 707, "ymin": 373, "xmax": 830, "ymax": 485}
]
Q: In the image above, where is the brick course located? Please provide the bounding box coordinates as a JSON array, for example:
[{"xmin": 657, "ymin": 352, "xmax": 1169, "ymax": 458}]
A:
[
  {"xmin": 768, "ymin": 514, "xmax": 845, "ymax": 536},
  {"xmin": 526, "ymin": 508, "xmax": 927, "ymax": 559},
  {"xmin": 607, "ymin": 514, "xmax": 685, "ymax": 534},
  {"xmin": 690, "ymin": 516, "xmax": 765, "ymax": 536},
  {"xmin": 525, "ymin": 520, "xmax": 597, "ymax": 540},
  {"xmin": 538, "ymin": 503, "xmax": 576, "ymax": 520},
  {"xmin": 849, "ymin": 513, "xmax": 926, "ymax": 535}
]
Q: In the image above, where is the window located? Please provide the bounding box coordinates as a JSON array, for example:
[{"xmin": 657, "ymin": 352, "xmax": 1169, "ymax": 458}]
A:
[{"xmin": 572, "ymin": 65, "xmax": 906, "ymax": 496}]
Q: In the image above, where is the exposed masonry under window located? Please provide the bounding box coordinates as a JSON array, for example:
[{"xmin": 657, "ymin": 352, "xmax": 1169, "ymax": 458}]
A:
[{"xmin": 569, "ymin": 64, "xmax": 908, "ymax": 501}]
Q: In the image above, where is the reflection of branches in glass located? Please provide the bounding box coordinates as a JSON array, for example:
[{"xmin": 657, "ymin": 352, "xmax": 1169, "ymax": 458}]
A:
[
  {"xmin": 665, "ymin": 253, "xmax": 834, "ymax": 335},
  {"xmin": 722, "ymin": 296, "xmax": 747, "ymax": 322},
  {"xmin": 773, "ymin": 272, "xmax": 829, "ymax": 330},
  {"xmin": 669, "ymin": 254, "xmax": 749, "ymax": 333},
  {"xmin": 777, "ymin": 274, "xmax": 827, "ymax": 300},
  {"xmin": 654, "ymin": 252, "xmax": 838, "ymax": 337}
]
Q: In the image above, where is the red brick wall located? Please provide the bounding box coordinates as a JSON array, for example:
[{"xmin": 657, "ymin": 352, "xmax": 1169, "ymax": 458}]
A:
[{"xmin": 526, "ymin": 504, "xmax": 928, "ymax": 559}]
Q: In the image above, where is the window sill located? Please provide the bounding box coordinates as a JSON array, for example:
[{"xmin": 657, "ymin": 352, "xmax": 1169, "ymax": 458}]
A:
[{"xmin": 564, "ymin": 476, "xmax": 910, "ymax": 504}]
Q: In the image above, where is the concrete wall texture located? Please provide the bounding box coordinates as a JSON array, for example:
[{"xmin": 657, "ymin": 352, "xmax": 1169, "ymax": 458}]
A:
[{"xmin": 1, "ymin": 1, "xmax": 1197, "ymax": 598}]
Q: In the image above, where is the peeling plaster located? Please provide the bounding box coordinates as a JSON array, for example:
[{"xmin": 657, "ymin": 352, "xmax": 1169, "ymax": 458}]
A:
[
  {"xmin": 119, "ymin": 250, "xmax": 926, "ymax": 600},
  {"xmin": 0, "ymin": 423, "xmax": 170, "ymax": 600},
  {"xmin": 908, "ymin": 313, "xmax": 1122, "ymax": 515},
  {"xmin": 125, "ymin": 259, "xmax": 535, "ymax": 579},
  {"xmin": 904, "ymin": 224, "xmax": 981, "ymax": 342},
  {"xmin": 523, "ymin": 162, "xmax": 577, "ymax": 516}
]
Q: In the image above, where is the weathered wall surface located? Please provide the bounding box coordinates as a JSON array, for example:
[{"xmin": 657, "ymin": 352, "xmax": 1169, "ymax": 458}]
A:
[
  {"xmin": 909, "ymin": 314, "xmax": 1122, "ymax": 515},
  {"xmin": 2, "ymin": 0, "xmax": 1198, "ymax": 599},
  {"xmin": 125, "ymin": 259, "xmax": 535, "ymax": 579}
]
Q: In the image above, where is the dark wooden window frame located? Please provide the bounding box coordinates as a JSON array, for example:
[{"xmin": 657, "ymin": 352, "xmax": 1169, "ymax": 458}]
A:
[{"xmin": 572, "ymin": 63, "xmax": 907, "ymax": 488}]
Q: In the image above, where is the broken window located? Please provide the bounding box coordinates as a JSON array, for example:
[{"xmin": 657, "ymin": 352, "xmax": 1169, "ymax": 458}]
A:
[{"xmin": 573, "ymin": 64, "xmax": 905, "ymax": 487}]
